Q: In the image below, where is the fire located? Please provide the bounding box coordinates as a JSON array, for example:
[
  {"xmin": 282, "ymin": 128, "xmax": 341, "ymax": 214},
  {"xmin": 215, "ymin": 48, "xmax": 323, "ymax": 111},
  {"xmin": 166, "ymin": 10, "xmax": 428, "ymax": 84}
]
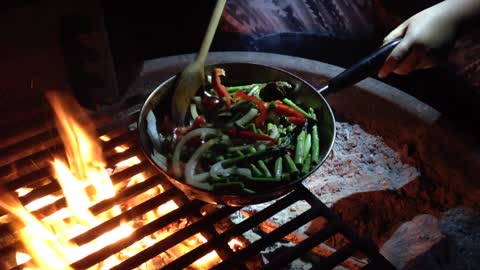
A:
[
  {"xmin": 99, "ymin": 136, "xmax": 145, "ymax": 189},
  {"xmin": 0, "ymin": 91, "xmax": 241, "ymax": 269}
]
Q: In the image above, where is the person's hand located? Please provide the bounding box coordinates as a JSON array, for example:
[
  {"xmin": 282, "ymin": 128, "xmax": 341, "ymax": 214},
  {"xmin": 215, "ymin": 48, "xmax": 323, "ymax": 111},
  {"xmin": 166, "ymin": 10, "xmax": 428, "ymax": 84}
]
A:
[{"xmin": 378, "ymin": 1, "xmax": 460, "ymax": 79}]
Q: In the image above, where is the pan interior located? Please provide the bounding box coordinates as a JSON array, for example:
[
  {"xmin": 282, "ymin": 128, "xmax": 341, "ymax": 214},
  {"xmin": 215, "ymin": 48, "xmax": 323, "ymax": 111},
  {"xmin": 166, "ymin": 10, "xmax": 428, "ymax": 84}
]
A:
[{"xmin": 138, "ymin": 62, "xmax": 336, "ymax": 200}]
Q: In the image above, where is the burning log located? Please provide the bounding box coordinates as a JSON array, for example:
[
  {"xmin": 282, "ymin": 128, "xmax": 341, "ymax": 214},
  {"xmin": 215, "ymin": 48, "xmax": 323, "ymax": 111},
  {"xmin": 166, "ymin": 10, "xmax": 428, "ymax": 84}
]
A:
[{"xmin": 241, "ymin": 210, "xmax": 367, "ymax": 270}]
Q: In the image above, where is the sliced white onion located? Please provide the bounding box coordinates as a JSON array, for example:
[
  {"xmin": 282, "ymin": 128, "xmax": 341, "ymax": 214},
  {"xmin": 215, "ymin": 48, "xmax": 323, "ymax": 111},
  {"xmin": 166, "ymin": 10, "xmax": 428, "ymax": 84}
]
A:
[
  {"xmin": 151, "ymin": 149, "xmax": 167, "ymax": 171},
  {"xmin": 209, "ymin": 161, "xmax": 224, "ymax": 180},
  {"xmin": 146, "ymin": 111, "xmax": 163, "ymax": 151},
  {"xmin": 172, "ymin": 128, "xmax": 219, "ymax": 177},
  {"xmin": 247, "ymin": 84, "xmax": 262, "ymax": 96},
  {"xmin": 210, "ymin": 162, "xmax": 252, "ymax": 180},
  {"xmin": 192, "ymin": 172, "xmax": 210, "ymax": 182},
  {"xmin": 192, "ymin": 96, "xmax": 205, "ymax": 114},
  {"xmin": 190, "ymin": 103, "xmax": 199, "ymax": 120},
  {"xmin": 235, "ymin": 108, "xmax": 258, "ymax": 127},
  {"xmin": 184, "ymin": 138, "xmax": 220, "ymax": 190}
]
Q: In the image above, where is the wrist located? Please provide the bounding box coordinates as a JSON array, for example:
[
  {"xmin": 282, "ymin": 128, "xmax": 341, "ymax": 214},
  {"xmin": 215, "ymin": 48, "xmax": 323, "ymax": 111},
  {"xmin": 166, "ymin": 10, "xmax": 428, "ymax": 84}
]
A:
[{"xmin": 443, "ymin": 0, "xmax": 480, "ymax": 25}]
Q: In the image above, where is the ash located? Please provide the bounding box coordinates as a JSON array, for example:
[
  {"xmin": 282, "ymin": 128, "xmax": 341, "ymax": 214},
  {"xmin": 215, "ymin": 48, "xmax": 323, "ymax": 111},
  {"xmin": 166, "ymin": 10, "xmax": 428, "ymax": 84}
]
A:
[
  {"xmin": 304, "ymin": 122, "xmax": 419, "ymax": 207},
  {"xmin": 232, "ymin": 121, "xmax": 419, "ymax": 268},
  {"xmin": 238, "ymin": 121, "xmax": 420, "ymax": 222}
]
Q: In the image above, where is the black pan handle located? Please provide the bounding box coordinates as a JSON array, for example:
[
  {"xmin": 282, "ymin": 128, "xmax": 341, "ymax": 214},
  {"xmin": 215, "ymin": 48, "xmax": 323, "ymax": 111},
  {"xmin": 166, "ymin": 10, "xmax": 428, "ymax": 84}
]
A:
[{"xmin": 319, "ymin": 38, "xmax": 401, "ymax": 95}]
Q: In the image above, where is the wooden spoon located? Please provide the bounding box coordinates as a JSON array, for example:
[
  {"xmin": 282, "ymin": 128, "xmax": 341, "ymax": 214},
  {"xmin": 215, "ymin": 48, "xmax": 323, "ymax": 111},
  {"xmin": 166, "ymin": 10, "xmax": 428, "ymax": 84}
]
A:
[{"xmin": 171, "ymin": 0, "xmax": 227, "ymax": 125}]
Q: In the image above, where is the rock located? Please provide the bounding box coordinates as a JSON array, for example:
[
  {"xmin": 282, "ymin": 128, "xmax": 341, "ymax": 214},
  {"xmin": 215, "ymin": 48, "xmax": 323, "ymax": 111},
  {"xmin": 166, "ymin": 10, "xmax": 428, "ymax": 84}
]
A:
[
  {"xmin": 438, "ymin": 208, "xmax": 480, "ymax": 270},
  {"xmin": 380, "ymin": 214, "xmax": 450, "ymax": 270},
  {"xmin": 380, "ymin": 208, "xmax": 480, "ymax": 270}
]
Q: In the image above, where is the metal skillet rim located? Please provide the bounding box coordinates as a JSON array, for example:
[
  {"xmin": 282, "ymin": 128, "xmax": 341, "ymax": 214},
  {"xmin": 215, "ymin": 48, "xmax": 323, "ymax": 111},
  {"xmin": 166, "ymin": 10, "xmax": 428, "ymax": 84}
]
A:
[{"xmin": 137, "ymin": 62, "xmax": 336, "ymax": 205}]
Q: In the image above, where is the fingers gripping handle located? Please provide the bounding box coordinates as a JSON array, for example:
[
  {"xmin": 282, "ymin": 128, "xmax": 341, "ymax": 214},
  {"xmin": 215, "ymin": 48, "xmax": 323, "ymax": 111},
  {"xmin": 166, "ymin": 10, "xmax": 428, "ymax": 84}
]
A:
[{"xmin": 319, "ymin": 39, "xmax": 401, "ymax": 95}]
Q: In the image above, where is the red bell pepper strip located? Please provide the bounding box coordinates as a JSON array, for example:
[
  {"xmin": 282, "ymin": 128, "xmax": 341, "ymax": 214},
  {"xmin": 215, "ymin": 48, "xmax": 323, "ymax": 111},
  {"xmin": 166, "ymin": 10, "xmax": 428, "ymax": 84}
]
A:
[
  {"xmin": 212, "ymin": 68, "xmax": 231, "ymax": 106},
  {"xmin": 202, "ymin": 95, "xmax": 221, "ymax": 110},
  {"xmin": 268, "ymin": 100, "xmax": 306, "ymax": 125},
  {"xmin": 174, "ymin": 115, "xmax": 207, "ymax": 141},
  {"xmin": 190, "ymin": 115, "xmax": 207, "ymax": 129},
  {"xmin": 287, "ymin": 116, "xmax": 306, "ymax": 126},
  {"xmin": 234, "ymin": 91, "xmax": 267, "ymax": 131},
  {"xmin": 226, "ymin": 128, "xmax": 275, "ymax": 143},
  {"xmin": 273, "ymin": 101, "xmax": 305, "ymax": 118}
]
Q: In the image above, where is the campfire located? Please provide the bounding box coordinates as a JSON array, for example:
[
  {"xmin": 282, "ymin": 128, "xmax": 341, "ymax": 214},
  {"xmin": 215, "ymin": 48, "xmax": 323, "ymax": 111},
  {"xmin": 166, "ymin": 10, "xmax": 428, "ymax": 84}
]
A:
[
  {"xmin": 0, "ymin": 87, "xmax": 395, "ymax": 270},
  {"xmin": 0, "ymin": 91, "xmax": 235, "ymax": 269}
]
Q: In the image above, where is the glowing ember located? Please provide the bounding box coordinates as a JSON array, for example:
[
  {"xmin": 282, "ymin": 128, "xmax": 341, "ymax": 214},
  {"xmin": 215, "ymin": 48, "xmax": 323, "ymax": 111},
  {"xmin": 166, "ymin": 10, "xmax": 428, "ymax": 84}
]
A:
[
  {"xmin": 228, "ymin": 238, "xmax": 245, "ymax": 252},
  {"xmin": 193, "ymin": 250, "xmax": 222, "ymax": 268},
  {"xmin": 0, "ymin": 91, "xmax": 240, "ymax": 269}
]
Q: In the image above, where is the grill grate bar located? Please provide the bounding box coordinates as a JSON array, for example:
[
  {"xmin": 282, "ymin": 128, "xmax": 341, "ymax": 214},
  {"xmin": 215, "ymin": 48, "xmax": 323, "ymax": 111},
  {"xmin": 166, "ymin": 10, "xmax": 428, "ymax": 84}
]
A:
[
  {"xmin": 300, "ymin": 185, "xmax": 395, "ymax": 269},
  {"xmin": 0, "ymin": 97, "xmax": 141, "ymax": 167},
  {"xmin": 96, "ymin": 111, "xmax": 140, "ymax": 137},
  {"xmin": 72, "ymin": 186, "xmax": 178, "ymax": 246},
  {"xmin": 0, "ymin": 144, "xmax": 66, "ymax": 181},
  {"xmin": 161, "ymin": 190, "xmax": 303, "ymax": 270},
  {"xmin": 5, "ymin": 143, "xmax": 141, "ymax": 194},
  {"xmin": 0, "ymin": 92, "xmax": 145, "ymax": 152},
  {"xmin": 200, "ymin": 224, "xmax": 238, "ymax": 264},
  {"xmin": 302, "ymin": 189, "xmax": 392, "ymax": 269},
  {"xmin": 262, "ymin": 222, "xmax": 339, "ymax": 269},
  {"xmin": 17, "ymin": 179, "xmax": 60, "ymax": 206},
  {"xmin": 101, "ymin": 130, "xmax": 139, "ymax": 152},
  {"xmin": 0, "ymin": 93, "xmax": 144, "ymax": 151},
  {"xmin": 301, "ymin": 185, "xmax": 335, "ymax": 219},
  {"xmin": 0, "ymin": 112, "xmax": 55, "ymax": 149},
  {"xmin": 70, "ymin": 200, "xmax": 205, "ymax": 269},
  {"xmin": 110, "ymin": 205, "xmax": 240, "ymax": 270},
  {"xmin": 0, "ymin": 160, "xmax": 151, "ymax": 236},
  {"xmin": 0, "ymin": 129, "xmax": 60, "ymax": 167},
  {"xmin": 335, "ymin": 224, "xmax": 391, "ymax": 266},
  {"xmin": 212, "ymin": 206, "xmax": 324, "ymax": 270},
  {"xmin": 0, "ymin": 131, "xmax": 140, "ymax": 188},
  {"xmin": 89, "ymin": 175, "xmax": 170, "ymax": 215},
  {"xmin": 0, "ymin": 92, "xmax": 396, "ymax": 270},
  {"xmin": 0, "ymin": 174, "xmax": 171, "ymax": 258},
  {"xmin": 5, "ymin": 188, "xmax": 179, "ymax": 270},
  {"xmin": 5, "ymin": 167, "xmax": 51, "ymax": 191},
  {"xmin": 0, "ymin": 112, "xmax": 139, "ymax": 182},
  {"xmin": 110, "ymin": 160, "xmax": 150, "ymax": 184},
  {"xmin": 105, "ymin": 146, "xmax": 143, "ymax": 165},
  {"xmin": 310, "ymin": 244, "xmax": 357, "ymax": 270},
  {"xmin": 15, "ymin": 158, "xmax": 148, "ymax": 208}
]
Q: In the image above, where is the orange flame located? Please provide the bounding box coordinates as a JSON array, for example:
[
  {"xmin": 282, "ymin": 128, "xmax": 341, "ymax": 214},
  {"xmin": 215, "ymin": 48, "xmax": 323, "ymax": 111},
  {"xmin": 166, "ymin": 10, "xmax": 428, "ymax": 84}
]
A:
[
  {"xmin": 46, "ymin": 91, "xmax": 115, "ymax": 203},
  {"xmin": 0, "ymin": 188, "xmax": 74, "ymax": 269},
  {"xmin": 0, "ymin": 91, "xmax": 240, "ymax": 269}
]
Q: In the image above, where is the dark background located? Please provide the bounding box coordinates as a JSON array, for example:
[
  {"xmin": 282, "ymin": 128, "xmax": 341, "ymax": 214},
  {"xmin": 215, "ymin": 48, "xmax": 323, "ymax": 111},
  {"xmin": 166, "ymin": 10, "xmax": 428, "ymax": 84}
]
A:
[{"xmin": 0, "ymin": 0, "xmax": 479, "ymax": 135}]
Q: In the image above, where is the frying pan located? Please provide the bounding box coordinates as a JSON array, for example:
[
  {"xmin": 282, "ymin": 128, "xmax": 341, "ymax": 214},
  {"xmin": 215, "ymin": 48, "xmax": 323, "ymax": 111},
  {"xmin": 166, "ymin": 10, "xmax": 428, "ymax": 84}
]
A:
[{"xmin": 138, "ymin": 39, "xmax": 401, "ymax": 206}]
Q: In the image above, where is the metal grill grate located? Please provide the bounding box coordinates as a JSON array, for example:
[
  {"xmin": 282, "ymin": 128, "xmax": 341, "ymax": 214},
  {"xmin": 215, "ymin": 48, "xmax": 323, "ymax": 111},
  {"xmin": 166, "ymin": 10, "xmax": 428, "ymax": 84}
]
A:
[{"xmin": 0, "ymin": 95, "xmax": 395, "ymax": 270}]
